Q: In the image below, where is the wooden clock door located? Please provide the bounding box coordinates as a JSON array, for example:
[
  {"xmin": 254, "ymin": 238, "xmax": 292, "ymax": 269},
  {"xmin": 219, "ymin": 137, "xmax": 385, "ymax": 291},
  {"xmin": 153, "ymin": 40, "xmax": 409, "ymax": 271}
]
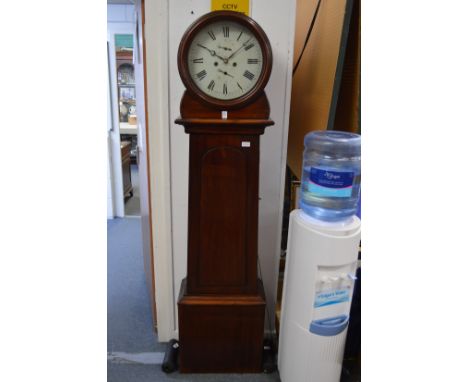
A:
[{"xmin": 187, "ymin": 132, "xmax": 260, "ymax": 295}]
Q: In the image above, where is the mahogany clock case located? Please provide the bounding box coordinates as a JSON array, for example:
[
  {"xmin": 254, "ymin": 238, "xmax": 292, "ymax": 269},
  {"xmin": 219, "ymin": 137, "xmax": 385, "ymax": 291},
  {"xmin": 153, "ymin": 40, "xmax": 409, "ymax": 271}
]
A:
[
  {"xmin": 175, "ymin": 11, "xmax": 275, "ymax": 374},
  {"xmin": 177, "ymin": 11, "xmax": 273, "ymax": 110},
  {"xmin": 175, "ymin": 92, "xmax": 273, "ymax": 373}
]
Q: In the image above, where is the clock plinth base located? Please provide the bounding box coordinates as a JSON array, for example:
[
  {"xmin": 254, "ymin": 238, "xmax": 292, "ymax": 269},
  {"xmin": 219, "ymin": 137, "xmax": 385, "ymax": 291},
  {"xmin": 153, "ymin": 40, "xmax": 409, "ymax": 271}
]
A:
[{"xmin": 177, "ymin": 278, "xmax": 266, "ymax": 373}]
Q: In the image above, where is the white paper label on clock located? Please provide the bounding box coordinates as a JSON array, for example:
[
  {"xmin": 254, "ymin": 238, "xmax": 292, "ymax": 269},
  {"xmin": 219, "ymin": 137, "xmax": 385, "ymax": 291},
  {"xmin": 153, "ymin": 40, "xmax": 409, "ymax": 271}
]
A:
[
  {"xmin": 221, "ymin": 110, "xmax": 228, "ymax": 119},
  {"xmin": 241, "ymin": 141, "xmax": 251, "ymax": 147}
]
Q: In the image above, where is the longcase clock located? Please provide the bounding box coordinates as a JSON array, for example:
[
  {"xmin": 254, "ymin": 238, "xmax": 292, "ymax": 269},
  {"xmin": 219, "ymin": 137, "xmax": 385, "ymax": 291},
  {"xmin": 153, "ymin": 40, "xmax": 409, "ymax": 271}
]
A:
[{"xmin": 175, "ymin": 11, "xmax": 274, "ymax": 373}]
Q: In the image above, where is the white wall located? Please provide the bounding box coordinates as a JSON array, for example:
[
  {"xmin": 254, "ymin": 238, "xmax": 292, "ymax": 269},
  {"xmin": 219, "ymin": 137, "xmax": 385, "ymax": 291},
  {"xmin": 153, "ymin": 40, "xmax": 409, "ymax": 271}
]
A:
[
  {"xmin": 252, "ymin": 0, "xmax": 296, "ymax": 334},
  {"xmin": 146, "ymin": 0, "xmax": 296, "ymax": 340},
  {"xmin": 145, "ymin": 0, "xmax": 174, "ymax": 340},
  {"xmin": 107, "ymin": 4, "xmax": 134, "ymax": 23}
]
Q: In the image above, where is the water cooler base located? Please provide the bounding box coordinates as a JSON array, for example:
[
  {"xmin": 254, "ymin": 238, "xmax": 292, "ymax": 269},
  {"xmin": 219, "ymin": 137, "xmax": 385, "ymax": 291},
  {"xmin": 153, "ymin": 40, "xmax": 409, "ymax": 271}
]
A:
[{"xmin": 278, "ymin": 210, "xmax": 361, "ymax": 382}]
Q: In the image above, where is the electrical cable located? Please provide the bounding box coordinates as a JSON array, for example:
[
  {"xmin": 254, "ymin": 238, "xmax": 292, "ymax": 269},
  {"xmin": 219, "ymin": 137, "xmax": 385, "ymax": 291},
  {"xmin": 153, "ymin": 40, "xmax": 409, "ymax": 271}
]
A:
[{"xmin": 292, "ymin": 0, "xmax": 322, "ymax": 76}]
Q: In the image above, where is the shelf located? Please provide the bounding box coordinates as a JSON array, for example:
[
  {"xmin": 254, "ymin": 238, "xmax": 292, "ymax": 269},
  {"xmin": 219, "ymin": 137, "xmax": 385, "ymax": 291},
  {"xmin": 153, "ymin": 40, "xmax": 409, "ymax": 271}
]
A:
[{"xmin": 120, "ymin": 122, "xmax": 138, "ymax": 135}]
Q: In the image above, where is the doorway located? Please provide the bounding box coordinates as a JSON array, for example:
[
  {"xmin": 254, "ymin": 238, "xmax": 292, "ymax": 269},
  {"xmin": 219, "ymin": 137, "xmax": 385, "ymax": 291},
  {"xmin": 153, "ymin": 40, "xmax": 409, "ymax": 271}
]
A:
[
  {"xmin": 114, "ymin": 33, "xmax": 141, "ymax": 217},
  {"xmin": 107, "ymin": 0, "xmax": 157, "ymax": 337},
  {"xmin": 107, "ymin": 13, "xmax": 143, "ymax": 219}
]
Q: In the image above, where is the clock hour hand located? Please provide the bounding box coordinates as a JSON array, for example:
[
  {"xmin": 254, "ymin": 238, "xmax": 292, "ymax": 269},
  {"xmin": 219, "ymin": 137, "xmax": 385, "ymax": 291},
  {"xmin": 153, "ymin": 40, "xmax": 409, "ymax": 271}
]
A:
[
  {"xmin": 197, "ymin": 44, "xmax": 228, "ymax": 63},
  {"xmin": 217, "ymin": 69, "xmax": 234, "ymax": 78},
  {"xmin": 197, "ymin": 43, "xmax": 215, "ymax": 56}
]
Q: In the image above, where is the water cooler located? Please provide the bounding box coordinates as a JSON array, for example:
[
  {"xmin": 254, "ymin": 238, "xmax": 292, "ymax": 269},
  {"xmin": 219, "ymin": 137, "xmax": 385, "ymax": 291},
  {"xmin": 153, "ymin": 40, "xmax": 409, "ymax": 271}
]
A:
[{"xmin": 278, "ymin": 209, "xmax": 361, "ymax": 382}]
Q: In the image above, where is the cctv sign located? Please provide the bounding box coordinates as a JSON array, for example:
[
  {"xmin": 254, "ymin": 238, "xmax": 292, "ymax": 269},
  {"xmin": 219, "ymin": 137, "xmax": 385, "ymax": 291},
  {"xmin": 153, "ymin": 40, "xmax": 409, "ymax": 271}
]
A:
[{"xmin": 211, "ymin": 0, "xmax": 250, "ymax": 15}]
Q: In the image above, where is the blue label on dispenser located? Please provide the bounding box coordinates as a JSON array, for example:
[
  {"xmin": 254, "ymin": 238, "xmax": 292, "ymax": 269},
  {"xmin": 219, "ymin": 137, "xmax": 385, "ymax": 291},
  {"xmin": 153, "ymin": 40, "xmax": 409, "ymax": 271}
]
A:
[
  {"xmin": 308, "ymin": 168, "xmax": 354, "ymax": 197},
  {"xmin": 314, "ymin": 287, "xmax": 351, "ymax": 308}
]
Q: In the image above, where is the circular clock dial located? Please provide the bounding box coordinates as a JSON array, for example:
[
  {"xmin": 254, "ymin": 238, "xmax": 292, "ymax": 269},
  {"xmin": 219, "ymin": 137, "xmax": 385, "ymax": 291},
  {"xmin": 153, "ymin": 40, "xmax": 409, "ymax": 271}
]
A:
[{"xmin": 187, "ymin": 20, "xmax": 264, "ymax": 101}]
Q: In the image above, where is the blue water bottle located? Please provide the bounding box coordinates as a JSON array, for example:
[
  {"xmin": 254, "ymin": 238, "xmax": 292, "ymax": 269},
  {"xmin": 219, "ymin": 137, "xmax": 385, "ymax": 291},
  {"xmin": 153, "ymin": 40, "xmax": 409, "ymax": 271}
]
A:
[{"xmin": 299, "ymin": 131, "xmax": 361, "ymax": 222}]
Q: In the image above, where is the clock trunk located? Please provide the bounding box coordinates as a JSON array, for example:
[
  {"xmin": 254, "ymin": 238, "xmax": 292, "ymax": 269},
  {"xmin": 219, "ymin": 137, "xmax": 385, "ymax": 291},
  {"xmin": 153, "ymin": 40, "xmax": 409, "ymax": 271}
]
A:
[{"xmin": 175, "ymin": 91, "xmax": 273, "ymax": 373}]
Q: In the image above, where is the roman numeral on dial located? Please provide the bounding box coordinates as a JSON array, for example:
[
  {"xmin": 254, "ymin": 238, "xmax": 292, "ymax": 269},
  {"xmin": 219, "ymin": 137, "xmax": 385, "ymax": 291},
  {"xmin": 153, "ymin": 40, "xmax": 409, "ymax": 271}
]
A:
[
  {"xmin": 192, "ymin": 57, "xmax": 203, "ymax": 63},
  {"xmin": 223, "ymin": 83, "xmax": 228, "ymax": 95},
  {"xmin": 207, "ymin": 80, "xmax": 215, "ymax": 91},
  {"xmin": 196, "ymin": 70, "xmax": 207, "ymax": 80},
  {"xmin": 247, "ymin": 59, "xmax": 259, "ymax": 64},
  {"xmin": 223, "ymin": 26, "xmax": 229, "ymax": 38},
  {"xmin": 207, "ymin": 30, "xmax": 216, "ymax": 40},
  {"xmin": 243, "ymin": 70, "xmax": 255, "ymax": 81},
  {"xmin": 244, "ymin": 43, "xmax": 254, "ymax": 51},
  {"xmin": 237, "ymin": 82, "xmax": 243, "ymax": 91},
  {"xmin": 237, "ymin": 31, "xmax": 243, "ymax": 41}
]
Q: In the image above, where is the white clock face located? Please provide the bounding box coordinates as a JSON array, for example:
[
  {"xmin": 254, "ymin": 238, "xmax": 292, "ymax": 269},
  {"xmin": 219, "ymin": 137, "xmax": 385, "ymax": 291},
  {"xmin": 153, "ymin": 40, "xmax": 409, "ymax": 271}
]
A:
[{"xmin": 187, "ymin": 20, "xmax": 264, "ymax": 100}]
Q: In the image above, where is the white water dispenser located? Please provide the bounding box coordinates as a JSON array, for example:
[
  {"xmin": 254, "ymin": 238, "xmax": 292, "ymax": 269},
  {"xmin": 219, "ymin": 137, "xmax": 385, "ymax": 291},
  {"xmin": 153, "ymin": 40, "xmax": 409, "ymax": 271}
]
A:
[{"xmin": 278, "ymin": 210, "xmax": 361, "ymax": 382}]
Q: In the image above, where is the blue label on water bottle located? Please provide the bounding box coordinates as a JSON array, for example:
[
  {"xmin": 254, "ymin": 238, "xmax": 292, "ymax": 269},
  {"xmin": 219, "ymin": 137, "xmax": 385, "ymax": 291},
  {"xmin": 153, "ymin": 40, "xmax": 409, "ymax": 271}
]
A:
[{"xmin": 308, "ymin": 168, "xmax": 354, "ymax": 198}]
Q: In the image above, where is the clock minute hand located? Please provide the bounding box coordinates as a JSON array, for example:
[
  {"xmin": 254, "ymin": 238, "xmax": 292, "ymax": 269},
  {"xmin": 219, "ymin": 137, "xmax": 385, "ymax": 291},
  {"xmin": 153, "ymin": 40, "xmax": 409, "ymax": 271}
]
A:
[
  {"xmin": 196, "ymin": 44, "xmax": 228, "ymax": 63},
  {"xmin": 226, "ymin": 37, "xmax": 252, "ymax": 61}
]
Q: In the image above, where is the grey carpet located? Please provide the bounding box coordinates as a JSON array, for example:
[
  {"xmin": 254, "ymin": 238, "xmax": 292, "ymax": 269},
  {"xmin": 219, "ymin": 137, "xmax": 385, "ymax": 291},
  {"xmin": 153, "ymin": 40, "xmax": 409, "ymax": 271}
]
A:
[
  {"xmin": 108, "ymin": 363, "xmax": 281, "ymax": 382},
  {"xmin": 107, "ymin": 217, "xmax": 282, "ymax": 381},
  {"xmin": 107, "ymin": 217, "xmax": 161, "ymax": 353},
  {"xmin": 125, "ymin": 164, "xmax": 141, "ymax": 216}
]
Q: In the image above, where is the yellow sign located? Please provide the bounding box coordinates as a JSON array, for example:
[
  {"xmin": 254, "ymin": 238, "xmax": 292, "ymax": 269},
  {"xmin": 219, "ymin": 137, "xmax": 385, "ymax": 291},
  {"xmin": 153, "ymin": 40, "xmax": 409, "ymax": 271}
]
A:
[{"xmin": 211, "ymin": 0, "xmax": 250, "ymax": 15}]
